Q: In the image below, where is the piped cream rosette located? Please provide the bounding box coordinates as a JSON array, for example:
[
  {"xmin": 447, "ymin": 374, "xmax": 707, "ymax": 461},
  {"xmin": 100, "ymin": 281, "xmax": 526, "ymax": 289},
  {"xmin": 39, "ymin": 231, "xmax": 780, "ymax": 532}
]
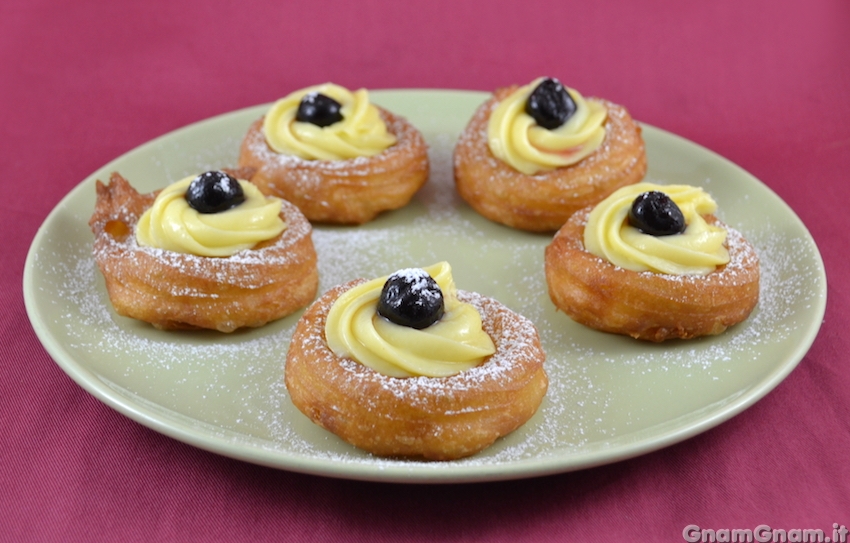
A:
[
  {"xmin": 135, "ymin": 176, "xmax": 286, "ymax": 257},
  {"xmin": 583, "ymin": 183, "xmax": 730, "ymax": 276},
  {"xmin": 262, "ymin": 83, "xmax": 397, "ymax": 161},
  {"xmin": 324, "ymin": 262, "xmax": 496, "ymax": 378},
  {"xmin": 487, "ymin": 77, "xmax": 608, "ymax": 175}
]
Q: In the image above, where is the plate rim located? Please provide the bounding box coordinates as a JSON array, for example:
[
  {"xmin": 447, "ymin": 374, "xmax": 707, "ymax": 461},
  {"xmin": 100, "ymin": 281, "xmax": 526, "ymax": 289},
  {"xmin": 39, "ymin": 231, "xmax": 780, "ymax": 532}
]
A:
[{"xmin": 23, "ymin": 88, "xmax": 828, "ymax": 484}]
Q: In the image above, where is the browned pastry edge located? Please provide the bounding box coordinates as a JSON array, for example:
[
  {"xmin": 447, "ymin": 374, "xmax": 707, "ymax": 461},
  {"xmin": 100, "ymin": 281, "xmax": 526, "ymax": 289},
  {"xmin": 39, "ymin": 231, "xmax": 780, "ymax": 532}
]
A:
[
  {"xmin": 453, "ymin": 87, "xmax": 647, "ymax": 232},
  {"xmin": 285, "ymin": 280, "xmax": 548, "ymax": 460},
  {"xmin": 544, "ymin": 208, "xmax": 760, "ymax": 341},
  {"xmin": 89, "ymin": 172, "xmax": 319, "ymax": 332},
  {"xmin": 238, "ymin": 108, "xmax": 429, "ymax": 225}
]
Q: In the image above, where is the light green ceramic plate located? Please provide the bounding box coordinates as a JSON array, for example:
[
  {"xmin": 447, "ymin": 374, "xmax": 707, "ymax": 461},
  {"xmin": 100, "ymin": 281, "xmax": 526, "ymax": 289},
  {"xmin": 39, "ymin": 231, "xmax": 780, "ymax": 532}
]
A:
[{"xmin": 23, "ymin": 90, "xmax": 826, "ymax": 483}]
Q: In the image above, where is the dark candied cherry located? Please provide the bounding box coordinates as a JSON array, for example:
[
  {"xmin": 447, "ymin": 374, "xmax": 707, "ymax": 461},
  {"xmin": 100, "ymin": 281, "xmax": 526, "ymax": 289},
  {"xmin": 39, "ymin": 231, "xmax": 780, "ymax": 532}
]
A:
[
  {"xmin": 377, "ymin": 268, "xmax": 445, "ymax": 330},
  {"xmin": 296, "ymin": 92, "xmax": 344, "ymax": 127},
  {"xmin": 627, "ymin": 191, "xmax": 687, "ymax": 236},
  {"xmin": 524, "ymin": 77, "xmax": 577, "ymax": 130},
  {"xmin": 185, "ymin": 171, "xmax": 246, "ymax": 214}
]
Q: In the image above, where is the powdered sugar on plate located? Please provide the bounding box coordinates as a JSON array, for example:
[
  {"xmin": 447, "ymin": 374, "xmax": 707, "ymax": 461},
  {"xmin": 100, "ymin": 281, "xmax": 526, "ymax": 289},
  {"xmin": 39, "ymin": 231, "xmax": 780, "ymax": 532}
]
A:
[{"xmin": 28, "ymin": 96, "xmax": 826, "ymax": 478}]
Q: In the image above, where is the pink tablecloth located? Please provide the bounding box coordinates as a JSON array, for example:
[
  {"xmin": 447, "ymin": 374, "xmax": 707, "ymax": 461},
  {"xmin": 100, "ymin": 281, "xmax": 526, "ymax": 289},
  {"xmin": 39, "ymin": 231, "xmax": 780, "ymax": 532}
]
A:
[{"xmin": 4, "ymin": 0, "xmax": 849, "ymax": 540}]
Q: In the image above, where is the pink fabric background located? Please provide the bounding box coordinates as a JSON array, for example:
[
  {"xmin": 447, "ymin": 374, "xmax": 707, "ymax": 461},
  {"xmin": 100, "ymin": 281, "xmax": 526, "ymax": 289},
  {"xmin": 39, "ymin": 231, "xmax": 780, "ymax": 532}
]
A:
[{"xmin": 3, "ymin": 0, "xmax": 849, "ymax": 540}]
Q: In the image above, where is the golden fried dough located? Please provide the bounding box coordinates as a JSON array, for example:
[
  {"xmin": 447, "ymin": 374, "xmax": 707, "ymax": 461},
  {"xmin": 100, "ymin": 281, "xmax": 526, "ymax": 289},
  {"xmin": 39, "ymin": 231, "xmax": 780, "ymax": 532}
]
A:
[
  {"xmin": 238, "ymin": 108, "xmax": 429, "ymax": 225},
  {"xmin": 544, "ymin": 208, "xmax": 760, "ymax": 341},
  {"xmin": 89, "ymin": 173, "xmax": 318, "ymax": 332},
  {"xmin": 454, "ymin": 87, "xmax": 647, "ymax": 232},
  {"xmin": 285, "ymin": 280, "xmax": 548, "ymax": 460}
]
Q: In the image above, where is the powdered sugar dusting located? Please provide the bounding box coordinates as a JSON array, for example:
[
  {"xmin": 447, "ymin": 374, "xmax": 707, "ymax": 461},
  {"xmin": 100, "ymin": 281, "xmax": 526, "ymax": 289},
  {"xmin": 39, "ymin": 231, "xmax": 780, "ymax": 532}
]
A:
[
  {"xmin": 32, "ymin": 99, "xmax": 825, "ymax": 475},
  {"xmin": 454, "ymin": 93, "xmax": 645, "ymax": 194},
  {"xmin": 90, "ymin": 179, "xmax": 314, "ymax": 293},
  {"xmin": 240, "ymin": 112, "xmax": 419, "ymax": 193},
  {"xmin": 293, "ymin": 284, "xmax": 540, "ymax": 408}
]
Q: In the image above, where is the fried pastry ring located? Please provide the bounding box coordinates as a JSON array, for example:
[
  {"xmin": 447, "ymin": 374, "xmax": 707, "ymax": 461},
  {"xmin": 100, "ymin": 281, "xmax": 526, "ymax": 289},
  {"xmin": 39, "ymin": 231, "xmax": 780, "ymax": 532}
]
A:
[
  {"xmin": 285, "ymin": 280, "xmax": 548, "ymax": 460},
  {"xmin": 544, "ymin": 208, "xmax": 760, "ymax": 341},
  {"xmin": 238, "ymin": 108, "xmax": 429, "ymax": 225},
  {"xmin": 454, "ymin": 87, "xmax": 647, "ymax": 232},
  {"xmin": 89, "ymin": 172, "xmax": 319, "ymax": 332}
]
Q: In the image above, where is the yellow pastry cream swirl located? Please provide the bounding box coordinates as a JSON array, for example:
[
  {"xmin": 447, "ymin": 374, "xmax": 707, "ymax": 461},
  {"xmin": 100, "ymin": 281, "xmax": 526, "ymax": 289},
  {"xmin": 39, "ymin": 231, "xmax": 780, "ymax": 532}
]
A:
[
  {"xmin": 583, "ymin": 183, "xmax": 730, "ymax": 276},
  {"xmin": 324, "ymin": 262, "xmax": 496, "ymax": 378},
  {"xmin": 487, "ymin": 77, "xmax": 608, "ymax": 175},
  {"xmin": 136, "ymin": 175, "xmax": 286, "ymax": 257},
  {"xmin": 262, "ymin": 83, "xmax": 397, "ymax": 161}
]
